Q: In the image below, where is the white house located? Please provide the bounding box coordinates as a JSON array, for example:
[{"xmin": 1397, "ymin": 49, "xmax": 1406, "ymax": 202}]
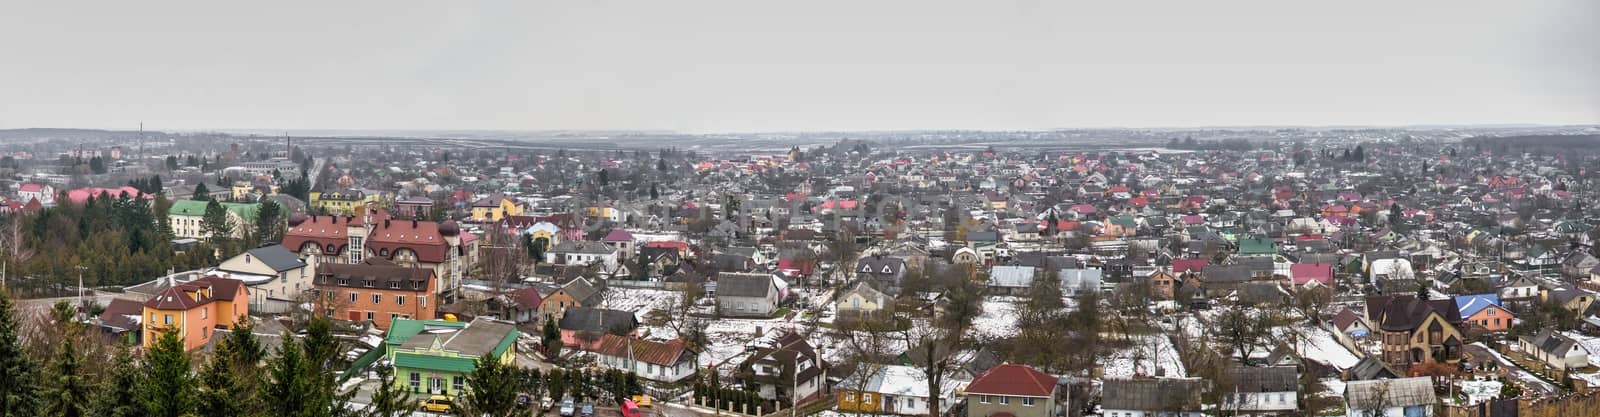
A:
[
  {"xmin": 590, "ymin": 334, "xmax": 698, "ymax": 383},
  {"xmin": 1224, "ymin": 366, "xmax": 1298, "ymax": 416},
  {"xmin": 838, "ymin": 364, "xmax": 958, "ymax": 416},
  {"xmin": 17, "ymin": 183, "xmax": 53, "ymax": 206},
  {"xmin": 216, "ymin": 245, "xmax": 313, "ymax": 304},
  {"xmin": 716, "ymin": 273, "xmax": 779, "ymax": 318},
  {"xmin": 1344, "ymin": 377, "xmax": 1434, "ymax": 417},
  {"xmin": 1519, "ymin": 329, "xmax": 1591, "ymax": 370},
  {"xmin": 547, "ymin": 241, "xmax": 619, "ymax": 270}
]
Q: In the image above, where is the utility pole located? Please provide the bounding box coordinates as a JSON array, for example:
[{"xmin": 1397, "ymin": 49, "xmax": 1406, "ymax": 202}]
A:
[{"xmin": 77, "ymin": 265, "xmax": 88, "ymax": 305}]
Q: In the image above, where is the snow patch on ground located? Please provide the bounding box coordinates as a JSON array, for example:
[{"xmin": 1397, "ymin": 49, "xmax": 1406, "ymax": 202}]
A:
[
  {"xmin": 1280, "ymin": 325, "xmax": 1362, "ymax": 370},
  {"xmin": 1101, "ymin": 334, "xmax": 1186, "ymax": 378},
  {"xmin": 1459, "ymin": 379, "xmax": 1504, "ymax": 406},
  {"xmin": 974, "ymin": 297, "xmax": 1022, "ymax": 340}
]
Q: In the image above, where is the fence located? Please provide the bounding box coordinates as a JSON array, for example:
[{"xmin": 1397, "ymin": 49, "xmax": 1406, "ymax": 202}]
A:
[
  {"xmin": 608, "ymin": 279, "xmax": 666, "ymax": 289},
  {"xmin": 1442, "ymin": 391, "xmax": 1600, "ymax": 417}
]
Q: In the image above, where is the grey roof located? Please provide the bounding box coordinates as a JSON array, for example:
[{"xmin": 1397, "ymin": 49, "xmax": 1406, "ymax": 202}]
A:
[
  {"xmin": 558, "ymin": 306, "xmax": 639, "ymax": 334},
  {"xmin": 1523, "ymin": 329, "xmax": 1581, "ymax": 357},
  {"xmin": 1229, "ymin": 366, "xmax": 1298, "ymax": 392},
  {"xmin": 1344, "ymin": 377, "xmax": 1435, "ymax": 409},
  {"xmin": 399, "ymin": 317, "xmax": 518, "ymax": 357},
  {"xmin": 1058, "ymin": 268, "xmax": 1103, "ymax": 291},
  {"xmin": 1101, "ymin": 378, "xmax": 1208, "ymax": 411},
  {"xmin": 989, "ymin": 265, "xmax": 1036, "ymax": 288},
  {"xmin": 240, "ymin": 245, "xmax": 307, "ymax": 272},
  {"xmin": 717, "ymin": 273, "xmax": 776, "ymax": 298}
]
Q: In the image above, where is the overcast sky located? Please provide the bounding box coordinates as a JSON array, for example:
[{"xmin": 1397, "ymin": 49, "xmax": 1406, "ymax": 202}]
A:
[{"xmin": 1, "ymin": 0, "xmax": 1596, "ymax": 132}]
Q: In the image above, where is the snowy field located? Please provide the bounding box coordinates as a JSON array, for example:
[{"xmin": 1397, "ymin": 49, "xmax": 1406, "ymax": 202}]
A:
[
  {"xmin": 1101, "ymin": 334, "xmax": 1186, "ymax": 378},
  {"xmin": 974, "ymin": 297, "xmax": 1022, "ymax": 340},
  {"xmin": 1278, "ymin": 324, "xmax": 1362, "ymax": 370}
]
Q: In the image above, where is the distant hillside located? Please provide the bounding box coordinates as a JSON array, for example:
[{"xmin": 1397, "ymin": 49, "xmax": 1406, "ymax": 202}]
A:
[
  {"xmin": 1463, "ymin": 134, "xmax": 1600, "ymax": 154},
  {"xmin": 0, "ymin": 128, "xmax": 157, "ymax": 140}
]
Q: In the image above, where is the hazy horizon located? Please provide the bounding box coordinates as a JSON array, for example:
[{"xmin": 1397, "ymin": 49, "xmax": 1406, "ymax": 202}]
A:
[{"xmin": 3, "ymin": 0, "xmax": 1597, "ymax": 132}]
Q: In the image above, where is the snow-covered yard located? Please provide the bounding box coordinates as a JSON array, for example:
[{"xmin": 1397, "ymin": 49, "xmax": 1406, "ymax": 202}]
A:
[
  {"xmin": 1459, "ymin": 378, "xmax": 1504, "ymax": 406},
  {"xmin": 1101, "ymin": 334, "xmax": 1186, "ymax": 378},
  {"xmin": 974, "ymin": 297, "xmax": 1022, "ymax": 340},
  {"xmin": 1278, "ymin": 324, "xmax": 1362, "ymax": 370}
]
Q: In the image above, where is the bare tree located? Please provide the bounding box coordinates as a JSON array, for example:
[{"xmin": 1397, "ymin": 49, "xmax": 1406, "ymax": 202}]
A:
[{"xmin": 838, "ymin": 317, "xmax": 894, "ymax": 417}]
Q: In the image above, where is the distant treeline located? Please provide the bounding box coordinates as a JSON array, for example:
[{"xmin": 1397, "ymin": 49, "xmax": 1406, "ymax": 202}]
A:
[
  {"xmin": 1463, "ymin": 134, "xmax": 1600, "ymax": 154},
  {"xmin": 1166, "ymin": 137, "xmax": 1260, "ymax": 151}
]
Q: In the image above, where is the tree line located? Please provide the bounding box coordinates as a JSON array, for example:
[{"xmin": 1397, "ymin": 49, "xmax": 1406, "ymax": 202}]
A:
[{"xmin": 0, "ymin": 293, "xmax": 555, "ymax": 417}]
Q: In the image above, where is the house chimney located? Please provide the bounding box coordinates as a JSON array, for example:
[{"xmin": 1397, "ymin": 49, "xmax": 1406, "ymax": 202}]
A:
[{"xmin": 384, "ymin": 219, "xmax": 391, "ymax": 228}]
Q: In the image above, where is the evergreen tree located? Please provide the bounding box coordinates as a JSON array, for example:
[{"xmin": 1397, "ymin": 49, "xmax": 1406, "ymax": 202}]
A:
[
  {"xmin": 459, "ymin": 354, "xmax": 520, "ymax": 417},
  {"xmin": 598, "ymin": 169, "xmax": 609, "ymax": 187},
  {"xmin": 139, "ymin": 330, "xmax": 197, "ymax": 417},
  {"xmin": 44, "ymin": 332, "xmax": 92, "ymax": 417},
  {"xmin": 201, "ymin": 199, "xmax": 235, "ymax": 245},
  {"xmin": 656, "ymin": 158, "xmax": 668, "ymax": 172},
  {"xmin": 649, "ymin": 183, "xmax": 659, "ymax": 200},
  {"xmin": 92, "ymin": 348, "xmax": 141, "ymax": 417},
  {"xmin": 264, "ymin": 334, "xmax": 311, "ymax": 417},
  {"xmin": 197, "ymin": 340, "xmax": 254, "ymax": 417},
  {"xmin": 254, "ymin": 200, "xmax": 284, "ymax": 245},
  {"xmin": 193, "ymin": 183, "xmax": 211, "ymax": 201},
  {"xmin": 0, "ymin": 291, "xmax": 40, "ymax": 417},
  {"xmin": 363, "ymin": 364, "xmax": 413, "ymax": 417},
  {"xmin": 542, "ymin": 315, "xmax": 563, "ymax": 358}
]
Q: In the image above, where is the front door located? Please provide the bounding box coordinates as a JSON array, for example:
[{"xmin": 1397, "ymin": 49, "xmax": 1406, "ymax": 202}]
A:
[{"xmin": 430, "ymin": 377, "xmax": 445, "ymax": 395}]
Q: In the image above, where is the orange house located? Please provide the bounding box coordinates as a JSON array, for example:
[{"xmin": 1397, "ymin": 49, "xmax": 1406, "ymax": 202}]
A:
[
  {"xmin": 314, "ymin": 259, "xmax": 437, "ymax": 330},
  {"xmin": 1147, "ymin": 270, "xmax": 1177, "ymax": 300},
  {"xmin": 1457, "ymin": 294, "xmax": 1513, "ymax": 332},
  {"xmin": 142, "ymin": 275, "xmax": 249, "ymax": 351}
]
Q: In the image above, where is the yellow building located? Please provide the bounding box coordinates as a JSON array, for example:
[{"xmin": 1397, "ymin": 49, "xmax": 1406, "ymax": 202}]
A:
[
  {"xmin": 470, "ymin": 193, "xmax": 522, "ymax": 222},
  {"xmin": 311, "ymin": 190, "xmax": 381, "ymax": 215}
]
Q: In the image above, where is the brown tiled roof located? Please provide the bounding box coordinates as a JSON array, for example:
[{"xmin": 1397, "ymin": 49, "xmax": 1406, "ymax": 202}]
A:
[
  {"xmin": 592, "ymin": 334, "xmax": 694, "ymax": 366},
  {"xmin": 315, "ymin": 260, "xmax": 434, "ymax": 291},
  {"xmin": 284, "ymin": 215, "xmax": 353, "ymax": 255},
  {"xmin": 367, "ymin": 218, "xmax": 453, "ymax": 263},
  {"xmin": 965, "ymin": 363, "xmax": 1056, "ymax": 397},
  {"xmin": 143, "ymin": 276, "xmax": 244, "ymax": 310},
  {"xmin": 1366, "ymin": 295, "xmax": 1462, "ymax": 332}
]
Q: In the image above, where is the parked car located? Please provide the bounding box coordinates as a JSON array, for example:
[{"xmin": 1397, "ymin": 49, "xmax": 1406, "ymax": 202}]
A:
[
  {"xmin": 559, "ymin": 398, "xmax": 576, "ymax": 417},
  {"xmin": 420, "ymin": 395, "xmax": 453, "ymax": 413},
  {"xmin": 631, "ymin": 395, "xmax": 653, "ymax": 408},
  {"xmin": 621, "ymin": 400, "xmax": 643, "ymax": 417},
  {"xmin": 541, "ymin": 396, "xmax": 555, "ymax": 411},
  {"xmin": 581, "ymin": 402, "xmax": 595, "ymax": 417}
]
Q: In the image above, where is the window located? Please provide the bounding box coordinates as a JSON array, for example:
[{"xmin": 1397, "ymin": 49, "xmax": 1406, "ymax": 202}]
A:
[
  {"xmin": 373, "ymin": 294, "xmax": 382, "ymax": 304},
  {"xmin": 999, "ymin": 396, "xmax": 1009, "ymax": 405},
  {"xmin": 339, "ymin": 278, "xmax": 349, "ymax": 286},
  {"xmin": 845, "ymin": 393, "xmax": 854, "ymax": 402},
  {"xmin": 164, "ymin": 314, "xmax": 173, "ymax": 325},
  {"xmin": 366, "ymin": 311, "xmax": 375, "ymax": 321},
  {"xmin": 203, "ymin": 327, "xmax": 209, "ymax": 339},
  {"xmin": 452, "ymin": 376, "xmax": 464, "ymax": 393},
  {"xmin": 201, "ymin": 307, "xmax": 208, "ymax": 319},
  {"xmin": 389, "ymin": 281, "xmax": 398, "ymax": 289},
  {"xmin": 1022, "ymin": 397, "xmax": 1036, "ymax": 406},
  {"xmin": 863, "ymin": 395, "xmax": 871, "ymax": 405},
  {"xmin": 409, "ymin": 373, "xmax": 421, "ymax": 391},
  {"xmin": 420, "ymin": 296, "xmax": 427, "ymax": 308},
  {"xmin": 978, "ymin": 395, "xmax": 990, "ymax": 404},
  {"xmin": 350, "ymin": 292, "xmax": 358, "ymax": 302},
  {"xmin": 1488, "ymin": 308, "xmax": 1496, "ymax": 316},
  {"xmin": 397, "ymin": 295, "xmax": 406, "ymax": 306},
  {"xmin": 907, "ymin": 398, "xmax": 915, "ymax": 408}
]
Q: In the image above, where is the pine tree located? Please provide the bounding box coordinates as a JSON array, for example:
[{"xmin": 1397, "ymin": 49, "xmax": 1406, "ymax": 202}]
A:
[
  {"xmin": 140, "ymin": 330, "xmax": 197, "ymax": 417},
  {"xmin": 542, "ymin": 315, "xmax": 563, "ymax": 358},
  {"xmin": 92, "ymin": 348, "xmax": 142, "ymax": 417},
  {"xmin": 459, "ymin": 354, "xmax": 520, "ymax": 417},
  {"xmin": 254, "ymin": 200, "xmax": 284, "ymax": 245},
  {"xmin": 0, "ymin": 291, "xmax": 40, "ymax": 417},
  {"xmin": 193, "ymin": 183, "xmax": 211, "ymax": 201},
  {"xmin": 197, "ymin": 340, "xmax": 254, "ymax": 417},
  {"xmin": 364, "ymin": 364, "xmax": 413, "ymax": 417},
  {"xmin": 201, "ymin": 199, "xmax": 235, "ymax": 244},
  {"xmin": 264, "ymin": 334, "xmax": 311, "ymax": 417},
  {"xmin": 44, "ymin": 333, "xmax": 92, "ymax": 417}
]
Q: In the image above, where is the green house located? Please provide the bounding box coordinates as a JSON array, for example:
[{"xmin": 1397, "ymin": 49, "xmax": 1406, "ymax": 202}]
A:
[
  {"xmin": 386, "ymin": 318, "xmax": 519, "ymax": 398},
  {"xmin": 1237, "ymin": 238, "xmax": 1276, "ymax": 257},
  {"xmin": 168, "ymin": 199, "xmax": 262, "ymax": 239}
]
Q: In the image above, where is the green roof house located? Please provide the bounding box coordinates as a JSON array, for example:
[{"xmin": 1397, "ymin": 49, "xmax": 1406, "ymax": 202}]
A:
[
  {"xmin": 386, "ymin": 317, "xmax": 519, "ymax": 398},
  {"xmin": 1238, "ymin": 238, "xmax": 1277, "ymax": 257},
  {"xmin": 168, "ymin": 199, "xmax": 263, "ymax": 240}
]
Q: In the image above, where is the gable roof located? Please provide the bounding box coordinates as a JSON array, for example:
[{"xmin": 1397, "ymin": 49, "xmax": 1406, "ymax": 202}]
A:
[
  {"xmin": 1344, "ymin": 377, "xmax": 1434, "ymax": 408},
  {"xmin": 1101, "ymin": 378, "xmax": 1207, "ymax": 411},
  {"xmin": 717, "ymin": 273, "xmax": 777, "ymax": 298},
  {"xmin": 558, "ymin": 306, "xmax": 639, "ymax": 334},
  {"xmin": 964, "ymin": 363, "xmax": 1055, "ymax": 397},
  {"xmin": 238, "ymin": 245, "xmax": 306, "ymax": 273},
  {"xmin": 1454, "ymin": 294, "xmax": 1503, "ymax": 318},
  {"xmin": 143, "ymin": 275, "xmax": 245, "ymax": 311},
  {"xmin": 591, "ymin": 333, "xmax": 694, "ymax": 366}
]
